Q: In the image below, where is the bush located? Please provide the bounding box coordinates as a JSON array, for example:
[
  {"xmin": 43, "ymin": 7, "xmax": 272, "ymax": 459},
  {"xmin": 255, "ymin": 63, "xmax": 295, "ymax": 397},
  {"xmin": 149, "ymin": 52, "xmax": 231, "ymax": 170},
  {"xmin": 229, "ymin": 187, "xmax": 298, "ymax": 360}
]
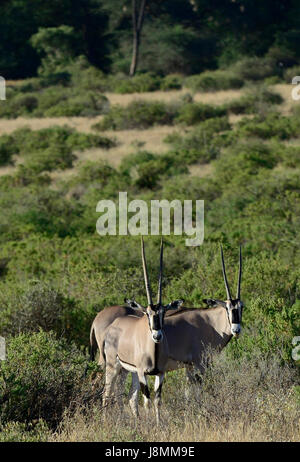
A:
[
  {"xmin": 0, "ymin": 125, "xmax": 116, "ymax": 173},
  {"xmin": 0, "ymin": 134, "xmax": 17, "ymax": 166},
  {"xmin": 0, "ymin": 420, "xmax": 50, "ymax": 442},
  {"xmin": 236, "ymin": 112, "xmax": 300, "ymax": 140},
  {"xmin": 0, "ymin": 331, "xmax": 88, "ymax": 427},
  {"xmin": 230, "ymin": 56, "xmax": 278, "ymax": 81},
  {"xmin": 226, "ymin": 86, "xmax": 283, "ymax": 115},
  {"xmin": 213, "ymin": 140, "xmax": 278, "ymax": 186},
  {"xmin": 175, "ymin": 102, "xmax": 226, "ymax": 125},
  {"xmin": 184, "ymin": 70, "xmax": 243, "ymax": 92},
  {"xmin": 93, "ymin": 100, "xmax": 177, "ymax": 130},
  {"xmin": 120, "ymin": 150, "xmax": 188, "ymax": 189},
  {"xmin": 164, "ymin": 116, "xmax": 231, "ymax": 164},
  {"xmin": 43, "ymin": 91, "xmax": 109, "ymax": 117},
  {"xmin": 160, "ymin": 74, "xmax": 184, "ymax": 91},
  {"xmin": 110, "ymin": 72, "xmax": 162, "ymax": 94}
]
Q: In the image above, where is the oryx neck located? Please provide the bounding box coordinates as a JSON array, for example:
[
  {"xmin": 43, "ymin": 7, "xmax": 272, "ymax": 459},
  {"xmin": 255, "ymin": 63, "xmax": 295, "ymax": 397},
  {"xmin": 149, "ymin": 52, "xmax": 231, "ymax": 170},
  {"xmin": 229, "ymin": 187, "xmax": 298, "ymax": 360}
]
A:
[{"xmin": 205, "ymin": 305, "xmax": 232, "ymax": 340}]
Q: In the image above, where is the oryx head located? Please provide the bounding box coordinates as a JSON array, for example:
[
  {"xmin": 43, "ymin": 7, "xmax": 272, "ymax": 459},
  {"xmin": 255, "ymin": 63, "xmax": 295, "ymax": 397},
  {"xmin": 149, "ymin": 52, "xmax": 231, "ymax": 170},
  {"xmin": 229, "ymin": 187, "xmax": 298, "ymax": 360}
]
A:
[
  {"xmin": 204, "ymin": 246, "xmax": 243, "ymax": 337},
  {"xmin": 125, "ymin": 237, "xmax": 184, "ymax": 344},
  {"xmin": 220, "ymin": 245, "xmax": 243, "ymax": 337}
]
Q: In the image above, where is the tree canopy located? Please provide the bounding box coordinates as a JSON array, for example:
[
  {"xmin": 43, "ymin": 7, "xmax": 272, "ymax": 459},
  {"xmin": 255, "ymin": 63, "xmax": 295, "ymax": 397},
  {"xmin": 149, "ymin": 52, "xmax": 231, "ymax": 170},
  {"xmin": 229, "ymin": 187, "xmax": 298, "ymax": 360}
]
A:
[{"xmin": 0, "ymin": 0, "xmax": 299, "ymax": 78}]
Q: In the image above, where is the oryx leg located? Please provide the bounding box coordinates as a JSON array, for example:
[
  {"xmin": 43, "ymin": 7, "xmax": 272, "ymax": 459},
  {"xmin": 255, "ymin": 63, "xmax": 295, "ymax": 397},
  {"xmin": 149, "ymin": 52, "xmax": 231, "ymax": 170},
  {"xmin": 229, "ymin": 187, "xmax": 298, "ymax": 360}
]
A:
[
  {"xmin": 128, "ymin": 372, "xmax": 140, "ymax": 418},
  {"xmin": 138, "ymin": 373, "xmax": 151, "ymax": 414},
  {"xmin": 103, "ymin": 359, "xmax": 122, "ymax": 411},
  {"xmin": 154, "ymin": 373, "xmax": 164, "ymax": 425},
  {"xmin": 184, "ymin": 362, "xmax": 205, "ymax": 401},
  {"xmin": 114, "ymin": 368, "xmax": 128, "ymax": 409}
]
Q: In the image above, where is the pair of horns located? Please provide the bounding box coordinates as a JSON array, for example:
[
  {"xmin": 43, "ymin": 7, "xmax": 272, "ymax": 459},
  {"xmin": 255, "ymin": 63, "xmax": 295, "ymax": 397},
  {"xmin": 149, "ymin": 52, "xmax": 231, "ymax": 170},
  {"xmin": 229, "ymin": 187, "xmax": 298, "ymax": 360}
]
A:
[
  {"xmin": 141, "ymin": 237, "xmax": 163, "ymax": 307},
  {"xmin": 220, "ymin": 245, "xmax": 242, "ymax": 300}
]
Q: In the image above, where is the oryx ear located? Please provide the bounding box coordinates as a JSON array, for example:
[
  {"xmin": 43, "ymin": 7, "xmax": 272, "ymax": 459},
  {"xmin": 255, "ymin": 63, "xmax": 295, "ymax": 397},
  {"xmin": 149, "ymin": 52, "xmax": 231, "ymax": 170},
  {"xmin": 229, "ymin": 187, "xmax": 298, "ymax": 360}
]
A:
[
  {"xmin": 203, "ymin": 298, "xmax": 217, "ymax": 307},
  {"xmin": 166, "ymin": 299, "xmax": 184, "ymax": 310},
  {"xmin": 203, "ymin": 298, "xmax": 226, "ymax": 308},
  {"xmin": 124, "ymin": 298, "xmax": 146, "ymax": 312}
]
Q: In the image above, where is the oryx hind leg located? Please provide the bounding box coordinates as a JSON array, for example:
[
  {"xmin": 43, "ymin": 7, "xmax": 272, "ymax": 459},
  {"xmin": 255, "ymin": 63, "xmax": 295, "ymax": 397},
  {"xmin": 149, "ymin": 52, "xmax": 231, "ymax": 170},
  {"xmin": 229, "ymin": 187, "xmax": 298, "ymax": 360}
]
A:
[
  {"xmin": 103, "ymin": 360, "xmax": 122, "ymax": 412},
  {"xmin": 114, "ymin": 368, "xmax": 128, "ymax": 409},
  {"xmin": 128, "ymin": 372, "xmax": 140, "ymax": 418}
]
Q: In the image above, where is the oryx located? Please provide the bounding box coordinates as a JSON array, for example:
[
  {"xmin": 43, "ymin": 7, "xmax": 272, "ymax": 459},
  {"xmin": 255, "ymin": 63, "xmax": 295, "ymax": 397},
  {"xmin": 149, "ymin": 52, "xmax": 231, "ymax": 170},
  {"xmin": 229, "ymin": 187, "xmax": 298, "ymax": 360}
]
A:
[
  {"xmin": 100, "ymin": 237, "xmax": 182, "ymax": 423},
  {"xmin": 126, "ymin": 245, "xmax": 243, "ymax": 385}
]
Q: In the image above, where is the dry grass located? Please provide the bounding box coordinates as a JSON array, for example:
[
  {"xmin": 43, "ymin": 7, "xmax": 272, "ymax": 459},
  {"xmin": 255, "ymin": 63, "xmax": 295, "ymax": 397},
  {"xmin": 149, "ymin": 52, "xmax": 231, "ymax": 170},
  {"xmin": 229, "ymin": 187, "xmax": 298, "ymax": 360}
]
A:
[
  {"xmin": 49, "ymin": 350, "xmax": 300, "ymax": 442},
  {"xmin": 188, "ymin": 164, "xmax": 213, "ymax": 178},
  {"xmin": 0, "ymin": 116, "xmax": 103, "ymax": 136},
  {"xmin": 105, "ymin": 88, "xmax": 245, "ymax": 107},
  {"xmin": 0, "ymin": 83, "xmax": 295, "ymax": 181}
]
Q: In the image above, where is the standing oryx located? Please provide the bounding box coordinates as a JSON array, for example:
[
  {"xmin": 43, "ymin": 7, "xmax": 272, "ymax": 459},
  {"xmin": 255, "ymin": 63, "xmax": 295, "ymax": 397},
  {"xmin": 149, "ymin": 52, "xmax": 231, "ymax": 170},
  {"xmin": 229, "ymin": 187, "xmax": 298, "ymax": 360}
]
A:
[
  {"xmin": 126, "ymin": 245, "xmax": 243, "ymax": 384},
  {"xmin": 100, "ymin": 237, "xmax": 182, "ymax": 424},
  {"xmin": 89, "ymin": 243, "xmax": 243, "ymax": 419}
]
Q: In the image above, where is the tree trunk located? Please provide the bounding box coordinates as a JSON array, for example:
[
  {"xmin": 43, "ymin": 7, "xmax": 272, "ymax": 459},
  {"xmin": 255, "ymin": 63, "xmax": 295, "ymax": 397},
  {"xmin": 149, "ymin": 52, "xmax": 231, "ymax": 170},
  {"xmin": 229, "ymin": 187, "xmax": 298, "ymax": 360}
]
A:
[{"xmin": 129, "ymin": 0, "xmax": 147, "ymax": 77}]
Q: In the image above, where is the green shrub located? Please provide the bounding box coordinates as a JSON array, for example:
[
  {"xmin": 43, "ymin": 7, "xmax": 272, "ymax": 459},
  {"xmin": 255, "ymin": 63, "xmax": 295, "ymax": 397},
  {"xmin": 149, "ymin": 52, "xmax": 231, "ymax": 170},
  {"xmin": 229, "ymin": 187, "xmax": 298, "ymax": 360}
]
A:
[
  {"xmin": 0, "ymin": 420, "xmax": 50, "ymax": 442},
  {"xmin": 0, "ymin": 74, "xmax": 109, "ymax": 119},
  {"xmin": 0, "ymin": 134, "xmax": 17, "ymax": 166},
  {"xmin": 164, "ymin": 116, "xmax": 231, "ymax": 164},
  {"xmin": 226, "ymin": 86, "xmax": 283, "ymax": 115},
  {"xmin": 93, "ymin": 100, "xmax": 176, "ymax": 130},
  {"xmin": 0, "ymin": 126, "xmax": 116, "ymax": 173},
  {"xmin": 111, "ymin": 72, "xmax": 162, "ymax": 94},
  {"xmin": 175, "ymin": 102, "xmax": 226, "ymax": 125},
  {"xmin": 23, "ymin": 145, "xmax": 75, "ymax": 173},
  {"xmin": 120, "ymin": 150, "xmax": 187, "ymax": 189},
  {"xmin": 213, "ymin": 140, "xmax": 278, "ymax": 187},
  {"xmin": 236, "ymin": 112, "xmax": 300, "ymax": 140},
  {"xmin": 43, "ymin": 91, "xmax": 109, "ymax": 117},
  {"xmin": 0, "ymin": 331, "xmax": 88, "ymax": 427},
  {"xmin": 184, "ymin": 70, "xmax": 243, "ymax": 92},
  {"xmin": 160, "ymin": 74, "xmax": 183, "ymax": 91},
  {"xmin": 0, "ymin": 166, "xmax": 52, "ymax": 187},
  {"xmin": 230, "ymin": 56, "xmax": 278, "ymax": 81}
]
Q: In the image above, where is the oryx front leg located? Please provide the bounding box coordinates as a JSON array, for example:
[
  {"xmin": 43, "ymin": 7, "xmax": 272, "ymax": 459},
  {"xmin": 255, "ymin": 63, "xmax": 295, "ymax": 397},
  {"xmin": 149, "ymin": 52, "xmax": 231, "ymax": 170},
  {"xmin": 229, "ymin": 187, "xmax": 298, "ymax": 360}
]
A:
[
  {"xmin": 154, "ymin": 373, "xmax": 164, "ymax": 425},
  {"xmin": 138, "ymin": 374, "xmax": 151, "ymax": 414},
  {"xmin": 128, "ymin": 372, "xmax": 140, "ymax": 418}
]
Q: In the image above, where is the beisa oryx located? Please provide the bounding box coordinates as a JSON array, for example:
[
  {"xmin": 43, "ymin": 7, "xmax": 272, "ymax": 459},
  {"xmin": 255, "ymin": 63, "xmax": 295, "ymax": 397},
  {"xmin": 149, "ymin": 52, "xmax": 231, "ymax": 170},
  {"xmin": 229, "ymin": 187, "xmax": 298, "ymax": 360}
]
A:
[
  {"xmin": 100, "ymin": 237, "xmax": 183, "ymax": 423},
  {"xmin": 126, "ymin": 245, "xmax": 244, "ymax": 385}
]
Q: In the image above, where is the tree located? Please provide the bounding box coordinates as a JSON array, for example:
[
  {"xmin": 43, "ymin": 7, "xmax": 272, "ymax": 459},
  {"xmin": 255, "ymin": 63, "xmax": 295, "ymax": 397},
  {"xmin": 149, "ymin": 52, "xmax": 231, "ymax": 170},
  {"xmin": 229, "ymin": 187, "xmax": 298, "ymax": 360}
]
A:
[{"xmin": 129, "ymin": 0, "xmax": 147, "ymax": 76}]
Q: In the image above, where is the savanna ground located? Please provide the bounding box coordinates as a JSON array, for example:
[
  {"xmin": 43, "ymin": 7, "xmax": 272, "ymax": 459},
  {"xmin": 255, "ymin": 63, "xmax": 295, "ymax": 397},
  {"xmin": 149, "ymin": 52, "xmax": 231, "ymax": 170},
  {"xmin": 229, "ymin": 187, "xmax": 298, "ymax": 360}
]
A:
[{"xmin": 0, "ymin": 62, "xmax": 299, "ymax": 442}]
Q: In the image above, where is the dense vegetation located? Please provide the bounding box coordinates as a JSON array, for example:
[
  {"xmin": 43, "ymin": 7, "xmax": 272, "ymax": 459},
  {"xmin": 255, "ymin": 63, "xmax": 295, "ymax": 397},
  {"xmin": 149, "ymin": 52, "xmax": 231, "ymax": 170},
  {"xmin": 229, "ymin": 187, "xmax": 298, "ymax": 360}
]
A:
[
  {"xmin": 0, "ymin": 0, "xmax": 299, "ymax": 443},
  {"xmin": 1, "ymin": 1, "xmax": 300, "ymax": 79}
]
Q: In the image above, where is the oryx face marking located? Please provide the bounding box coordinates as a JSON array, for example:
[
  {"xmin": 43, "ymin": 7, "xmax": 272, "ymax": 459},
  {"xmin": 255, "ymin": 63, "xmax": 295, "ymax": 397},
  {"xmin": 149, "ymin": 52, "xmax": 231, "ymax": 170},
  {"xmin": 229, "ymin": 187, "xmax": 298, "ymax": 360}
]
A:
[
  {"xmin": 225, "ymin": 299, "xmax": 243, "ymax": 337},
  {"xmin": 146, "ymin": 305, "xmax": 164, "ymax": 343}
]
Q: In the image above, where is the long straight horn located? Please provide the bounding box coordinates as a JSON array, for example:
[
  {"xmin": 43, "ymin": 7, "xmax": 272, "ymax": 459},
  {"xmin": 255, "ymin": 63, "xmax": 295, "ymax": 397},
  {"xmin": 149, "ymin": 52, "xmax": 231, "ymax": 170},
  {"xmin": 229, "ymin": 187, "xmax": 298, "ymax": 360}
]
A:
[
  {"xmin": 220, "ymin": 245, "xmax": 232, "ymax": 300},
  {"xmin": 236, "ymin": 245, "xmax": 242, "ymax": 299},
  {"xmin": 157, "ymin": 238, "xmax": 163, "ymax": 305},
  {"xmin": 141, "ymin": 236, "xmax": 153, "ymax": 307}
]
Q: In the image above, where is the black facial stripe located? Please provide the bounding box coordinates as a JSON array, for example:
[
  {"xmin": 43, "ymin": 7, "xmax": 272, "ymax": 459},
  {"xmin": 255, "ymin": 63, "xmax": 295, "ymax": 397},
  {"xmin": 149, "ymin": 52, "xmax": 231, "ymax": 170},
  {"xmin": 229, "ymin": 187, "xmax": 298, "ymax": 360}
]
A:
[
  {"xmin": 231, "ymin": 309, "xmax": 240, "ymax": 324},
  {"xmin": 152, "ymin": 314, "xmax": 161, "ymax": 330}
]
